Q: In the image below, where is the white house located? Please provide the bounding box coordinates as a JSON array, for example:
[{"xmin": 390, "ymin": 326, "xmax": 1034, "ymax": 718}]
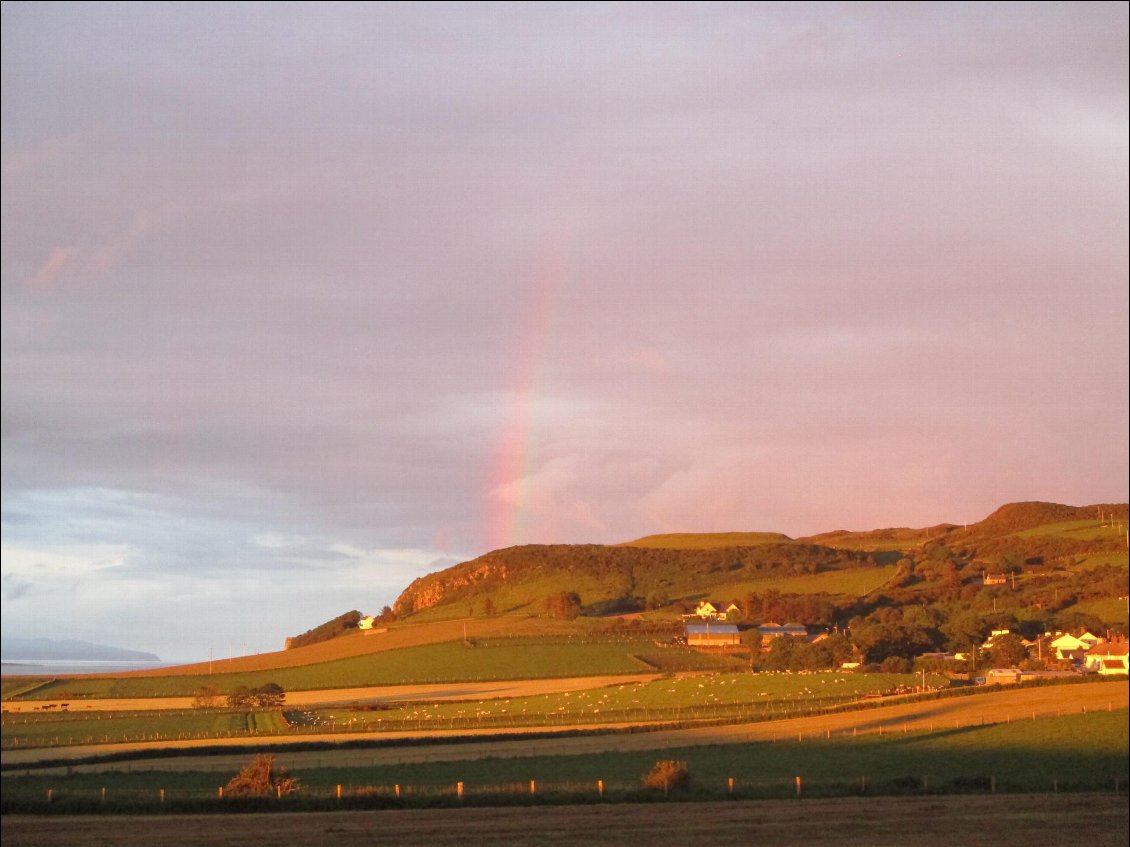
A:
[
  {"xmin": 1049, "ymin": 632, "xmax": 1100, "ymax": 663},
  {"xmin": 1084, "ymin": 641, "xmax": 1129, "ymax": 675},
  {"xmin": 358, "ymin": 616, "xmax": 376, "ymax": 630},
  {"xmin": 693, "ymin": 600, "xmax": 740, "ymax": 620}
]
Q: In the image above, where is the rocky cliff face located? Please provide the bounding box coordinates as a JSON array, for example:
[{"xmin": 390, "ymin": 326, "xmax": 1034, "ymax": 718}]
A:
[{"xmin": 393, "ymin": 556, "xmax": 510, "ymax": 616}]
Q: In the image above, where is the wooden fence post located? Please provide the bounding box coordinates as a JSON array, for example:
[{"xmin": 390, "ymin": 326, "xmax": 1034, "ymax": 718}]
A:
[
  {"xmin": 795, "ymin": 776, "xmax": 802, "ymax": 797},
  {"xmin": 160, "ymin": 788, "xmax": 165, "ymax": 803},
  {"xmin": 529, "ymin": 779, "xmax": 536, "ymax": 796},
  {"xmin": 456, "ymin": 781, "xmax": 464, "ymax": 800},
  {"xmin": 218, "ymin": 786, "xmax": 223, "ymax": 799},
  {"xmin": 598, "ymin": 779, "xmax": 604, "ymax": 797},
  {"xmin": 728, "ymin": 777, "xmax": 734, "ymax": 795},
  {"xmin": 47, "ymin": 789, "xmax": 53, "ymax": 803},
  {"xmin": 101, "ymin": 787, "xmax": 106, "ymax": 803},
  {"xmin": 395, "ymin": 784, "xmax": 401, "ymax": 798},
  {"xmin": 336, "ymin": 784, "xmax": 342, "ymax": 800}
]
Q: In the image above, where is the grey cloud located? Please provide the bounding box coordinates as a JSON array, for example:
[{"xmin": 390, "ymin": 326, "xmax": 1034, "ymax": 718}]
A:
[{"xmin": 2, "ymin": 3, "xmax": 1126, "ymax": 652}]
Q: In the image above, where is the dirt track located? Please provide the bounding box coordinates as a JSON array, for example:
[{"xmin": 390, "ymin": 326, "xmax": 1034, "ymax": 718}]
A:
[
  {"xmin": 2, "ymin": 793, "xmax": 1127, "ymax": 847},
  {"xmin": 8, "ymin": 681, "xmax": 1124, "ymax": 774}
]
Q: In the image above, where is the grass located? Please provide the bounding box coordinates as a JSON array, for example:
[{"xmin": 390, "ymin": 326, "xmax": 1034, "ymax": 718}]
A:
[
  {"xmin": 4, "ymin": 636, "xmax": 699, "ymax": 701},
  {"xmin": 3, "ymin": 708, "xmax": 1123, "ymax": 805},
  {"xmin": 618, "ymin": 533, "xmax": 792, "ymax": 550},
  {"xmin": 299, "ymin": 672, "xmax": 931, "ymax": 735},
  {"xmin": 707, "ymin": 564, "xmax": 899, "ymax": 598},
  {"xmin": 2, "ymin": 795, "xmax": 1127, "ymax": 847},
  {"xmin": 1, "ymin": 709, "xmax": 291, "ymax": 749},
  {"xmin": 1072, "ymin": 597, "xmax": 1130, "ymax": 625},
  {"xmin": 1014, "ymin": 520, "xmax": 1127, "ymax": 541},
  {"xmin": 1, "ymin": 672, "xmax": 932, "ymax": 749},
  {"xmin": 289, "ymin": 707, "xmax": 1129, "ymax": 793}
]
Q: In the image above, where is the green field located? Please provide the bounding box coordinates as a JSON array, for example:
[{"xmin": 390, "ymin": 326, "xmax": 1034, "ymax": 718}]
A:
[
  {"xmin": 3, "ymin": 709, "xmax": 1124, "ymax": 804},
  {"xmin": 295, "ymin": 707, "xmax": 1129, "ymax": 794},
  {"xmin": 2, "ymin": 672, "xmax": 931, "ymax": 749},
  {"xmin": 3, "ymin": 637, "xmax": 736, "ymax": 702},
  {"xmin": 1, "ymin": 709, "xmax": 288, "ymax": 749},
  {"xmin": 1014, "ymin": 520, "xmax": 1126, "ymax": 541}
]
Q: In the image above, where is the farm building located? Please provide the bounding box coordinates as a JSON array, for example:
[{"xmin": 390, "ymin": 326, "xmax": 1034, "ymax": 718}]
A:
[
  {"xmin": 685, "ymin": 622, "xmax": 741, "ymax": 648},
  {"xmin": 758, "ymin": 622, "xmax": 808, "ymax": 642}
]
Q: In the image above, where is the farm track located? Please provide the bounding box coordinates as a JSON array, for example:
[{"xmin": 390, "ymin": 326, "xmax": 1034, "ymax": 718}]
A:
[
  {"xmin": 5, "ymin": 681, "xmax": 1125, "ymax": 774},
  {"xmin": 2, "ymin": 793, "xmax": 1127, "ymax": 847}
]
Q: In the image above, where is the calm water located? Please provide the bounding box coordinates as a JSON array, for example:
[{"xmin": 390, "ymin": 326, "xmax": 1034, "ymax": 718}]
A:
[{"xmin": 1, "ymin": 659, "xmax": 178, "ymax": 676}]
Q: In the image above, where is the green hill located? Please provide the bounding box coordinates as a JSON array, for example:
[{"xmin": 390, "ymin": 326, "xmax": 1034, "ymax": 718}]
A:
[{"xmin": 390, "ymin": 501, "xmax": 1128, "ymax": 628}]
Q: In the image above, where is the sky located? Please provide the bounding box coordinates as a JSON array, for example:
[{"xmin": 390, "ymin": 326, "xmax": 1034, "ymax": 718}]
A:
[{"xmin": 2, "ymin": 2, "xmax": 1127, "ymax": 662}]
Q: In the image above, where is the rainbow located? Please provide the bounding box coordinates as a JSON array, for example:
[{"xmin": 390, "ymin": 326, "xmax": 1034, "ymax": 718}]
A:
[{"xmin": 485, "ymin": 239, "xmax": 569, "ymax": 550}]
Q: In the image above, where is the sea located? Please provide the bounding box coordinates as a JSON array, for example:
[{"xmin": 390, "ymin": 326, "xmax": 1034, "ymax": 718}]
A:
[{"xmin": 1, "ymin": 659, "xmax": 178, "ymax": 676}]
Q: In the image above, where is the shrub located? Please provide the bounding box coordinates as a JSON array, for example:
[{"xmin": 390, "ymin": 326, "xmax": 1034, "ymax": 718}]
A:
[
  {"xmin": 224, "ymin": 754, "xmax": 300, "ymax": 797},
  {"xmin": 642, "ymin": 760, "xmax": 691, "ymax": 793}
]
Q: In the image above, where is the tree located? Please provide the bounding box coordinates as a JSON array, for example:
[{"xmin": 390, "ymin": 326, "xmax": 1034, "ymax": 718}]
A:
[
  {"xmin": 545, "ymin": 591, "xmax": 582, "ymax": 619},
  {"xmin": 192, "ymin": 685, "xmax": 220, "ymax": 709},
  {"xmin": 254, "ymin": 682, "xmax": 286, "ymax": 708},
  {"xmin": 227, "ymin": 686, "xmax": 254, "ymax": 709},
  {"xmin": 986, "ymin": 633, "xmax": 1028, "ymax": 668},
  {"xmin": 482, "ymin": 597, "xmax": 496, "ymax": 617},
  {"xmin": 375, "ymin": 605, "xmax": 397, "ymax": 623},
  {"xmin": 849, "ymin": 608, "xmax": 939, "ymax": 663},
  {"xmin": 642, "ymin": 760, "xmax": 691, "ymax": 793}
]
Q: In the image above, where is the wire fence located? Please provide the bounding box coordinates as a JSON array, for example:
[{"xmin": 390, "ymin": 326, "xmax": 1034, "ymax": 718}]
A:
[{"xmin": 4, "ymin": 770, "xmax": 1126, "ymax": 815}]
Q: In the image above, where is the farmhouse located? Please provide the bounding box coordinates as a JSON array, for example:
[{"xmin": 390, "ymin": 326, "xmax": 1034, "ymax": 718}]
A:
[
  {"xmin": 685, "ymin": 622, "xmax": 741, "ymax": 649},
  {"xmin": 1084, "ymin": 641, "xmax": 1129, "ymax": 675},
  {"xmin": 693, "ymin": 600, "xmax": 740, "ymax": 620},
  {"xmin": 357, "ymin": 616, "xmax": 377, "ymax": 630},
  {"xmin": 1050, "ymin": 632, "xmax": 1101, "ymax": 663}
]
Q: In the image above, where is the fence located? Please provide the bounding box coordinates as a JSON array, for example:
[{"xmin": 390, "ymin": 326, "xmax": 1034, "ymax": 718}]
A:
[{"xmin": 6, "ymin": 771, "xmax": 1127, "ymax": 815}]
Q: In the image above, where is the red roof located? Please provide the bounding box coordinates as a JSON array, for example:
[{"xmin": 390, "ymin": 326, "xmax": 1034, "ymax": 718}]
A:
[{"xmin": 1087, "ymin": 642, "xmax": 1130, "ymax": 657}]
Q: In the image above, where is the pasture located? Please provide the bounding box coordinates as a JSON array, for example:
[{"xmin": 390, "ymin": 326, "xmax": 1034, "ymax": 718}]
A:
[
  {"xmin": 1, "ymin": 672, "xmax": 929, "ymax": 750},
  {"xmin": 2, "ymin": 708, "xmax": 1124, "ymax": 806},
  {"xmin": 3, "ymin": 636, "xmax": 719, "ymax": 701}
]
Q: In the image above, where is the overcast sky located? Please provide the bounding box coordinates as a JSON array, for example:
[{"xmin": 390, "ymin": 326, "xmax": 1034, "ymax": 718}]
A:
[{"xmin": 2, "ymin": 2, "xmax": 1127, "ymax": 661}]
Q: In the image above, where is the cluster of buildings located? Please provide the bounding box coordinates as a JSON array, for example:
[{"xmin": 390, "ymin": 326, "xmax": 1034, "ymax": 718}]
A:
[
  {"xmin": 683, "ymin": 600, "xmax": 819, "ymax": 652},
  {"xmin": 977, "ymin": 628, "xmax": 1129, "ymax": 676},
  {"xmin": 681, "ymin": 599, "xmax": 1129, "ymax": 677}
]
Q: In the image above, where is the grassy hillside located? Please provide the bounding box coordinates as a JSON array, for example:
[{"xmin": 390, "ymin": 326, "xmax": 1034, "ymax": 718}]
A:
[
  {"xmin": 389, "ymin": 502, "xmax": 1127, "ymax": 633},
  {"xmin": 619, "ymin": 532, "xmax": 791, "ymax": 549}
]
